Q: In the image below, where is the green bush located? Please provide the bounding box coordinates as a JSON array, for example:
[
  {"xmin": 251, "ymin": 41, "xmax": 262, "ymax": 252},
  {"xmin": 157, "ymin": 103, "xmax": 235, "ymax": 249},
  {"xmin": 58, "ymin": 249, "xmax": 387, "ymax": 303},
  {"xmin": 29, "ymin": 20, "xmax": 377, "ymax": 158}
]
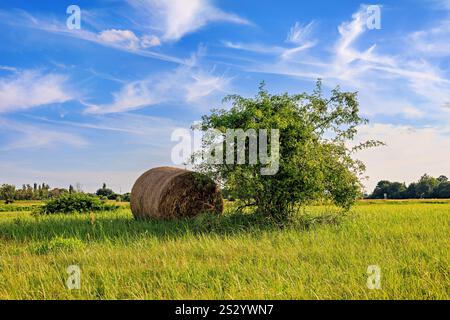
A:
[
  {"xmin": 195, "ymin": 81, "xmax": 382, "ymax": 222},
  {"xmin": 37, "ymin": 193, "xmax": 119, "ymax": 214},
  {"xmin": 121, "ymin": 193, "xmax": 131, "ymax": 202}
]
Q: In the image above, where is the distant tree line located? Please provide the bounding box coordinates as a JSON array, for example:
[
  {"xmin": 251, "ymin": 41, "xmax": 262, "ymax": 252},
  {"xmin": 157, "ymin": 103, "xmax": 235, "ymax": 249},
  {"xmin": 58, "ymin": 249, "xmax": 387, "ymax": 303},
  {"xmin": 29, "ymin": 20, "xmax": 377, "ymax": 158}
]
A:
[
  {"xmin": 95, "ymin": 183, "xmax": 130, "ymax": 202},
  {"xmin": 369, "ymin": 174, "xmax": 450, "ymax": 199},
  {"xmin": 0, "ymin": 182, "xmax": 130, "ymax": 204}
]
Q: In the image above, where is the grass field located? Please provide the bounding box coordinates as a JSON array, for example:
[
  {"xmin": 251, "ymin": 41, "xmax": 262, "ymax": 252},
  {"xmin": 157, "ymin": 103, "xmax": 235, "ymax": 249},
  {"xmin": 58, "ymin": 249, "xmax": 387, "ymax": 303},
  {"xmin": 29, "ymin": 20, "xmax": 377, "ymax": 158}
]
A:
[{"xmin": 0, "ymin": 200, "xmax": 448, "ymax": 299}]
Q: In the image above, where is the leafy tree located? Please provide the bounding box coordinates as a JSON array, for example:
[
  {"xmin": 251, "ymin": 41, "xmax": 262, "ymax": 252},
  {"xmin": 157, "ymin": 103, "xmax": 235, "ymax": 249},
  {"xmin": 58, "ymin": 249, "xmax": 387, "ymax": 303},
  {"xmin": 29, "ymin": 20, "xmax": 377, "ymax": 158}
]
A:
[
  {"xmin": 416, "ymin": 174, "xmax": 439, "ymax": 198},
  {"xmin": 7, "ymin": 182, "xmax": 54, "ymax": 200},
  {"xmin": 434, "ymin": 181, "xmax": 450, "ymax": 198},
  {"xmin": 0, "ymin": 184, "xmax": 16, "ymax": 204},
  {"xmin": 405, "ymin": 182, "xmax": 418, "ymax": 199},
  {"xmin": 437, "ymin": 175, "xmax": 448, "ymax": 183},
  {"xmin": 371, "ymin": 180, "xmax": 391, "ymax": 199},
  {"xmin": 371, "ymin": 181, "xmax": 407, "ymax": 199},
  {"xmin": 121, "ymin": 193, "xmax": 131, "ymax": 202},
  {"xmin": 194, "ymin": 81, "xmax": 382, "ymax": 221},
  {"xmin": 49, "ymin": 188, "xmax": 69, "ymax": 198},
  {"xmin": 107, "ymin": 193, "xmax": 119, "ymax": 200},
  {"xmin": 15, "ymin": 184, "xmax": 32, "ymax": 200},
  {"xmin": 369, "ymin": 174, "xmax": 450, "ymax": 199},
  {"xmin": 96, "ymin": 183, "xmax": 115, "ymax": 198}
]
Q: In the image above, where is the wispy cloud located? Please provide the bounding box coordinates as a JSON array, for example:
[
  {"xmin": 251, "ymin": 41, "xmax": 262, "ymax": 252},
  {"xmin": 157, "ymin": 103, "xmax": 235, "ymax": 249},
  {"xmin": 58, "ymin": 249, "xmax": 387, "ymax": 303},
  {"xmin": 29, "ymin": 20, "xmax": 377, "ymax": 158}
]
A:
[
  {"xmin": 97, "ymin": 28, "xmax": 162, "ymax": 50},
  {"xmin": 223, "ymin": 20, "xmax": 316, "ymax": 61},
  {"xmin": 31, "ymin": 113, "xmax": 177, "ymax": 137},
  {"xmin": 0, "ymin": 118, "xmax": 87, "ymax": 150},
  {"xmin": 0, "ymin": 70, "xmax": 73, "ymax": 113},
  {"xmin": 286, "ymin": 21, "xmax": 316, "ymax": 45},
  {"xmin": 83, "ymin": 79, "xmax": 160, "ymax": 114},
  {"xmin": 0, "ymin": 1, "xmax": 250, "ymax": 64},
  {"xmin": 223, "ymin": 40, "xmax": 315, "ymax": 58},
  {"xmin": 0, "ymin": 9, "xmax": 184, "ymax": 65},
  {"xmin": 408, "ymin": 19, "xmax": 450, "ymax": 57},
  {"xmin": 330, "ymin": 7, "xmax": 450, "ymax": 115},
  {"xmin": 84, "ymin": 63, "xmax": 231, "ymax": 114},
  {"xmin": 435, "ymin": 0, "xmax": 450, "ymax": 9},
  {"xmin": 0, "ymin": 65, "xmax": 18, "ymax": 72},
  {"xmin": 128, "ymin": 0, "xmax": 252, "ymax": 42},
  {"xmin": 237, "ymin": 6, "xmax": 450, "ymax": 120}
]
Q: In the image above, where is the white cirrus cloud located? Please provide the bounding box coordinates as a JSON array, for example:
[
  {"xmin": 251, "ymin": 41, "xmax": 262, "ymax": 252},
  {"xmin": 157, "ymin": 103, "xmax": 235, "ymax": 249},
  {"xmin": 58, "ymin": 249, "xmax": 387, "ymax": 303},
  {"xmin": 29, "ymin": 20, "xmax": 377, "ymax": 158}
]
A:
[
  {"xmin": 140, "ymin": 34, "xmax": 162, "ymax": 47},
  {"xmin": 98, "ymin": 29, "xmax": 161, "ymax": 50},
  {"xmin": 0, "ymin": 65, "xmax": 18, "ymax": 72},
  {"xmin": 223, "ymin": 40, "xmax": 316, "ymax": 60},
  {"xmin": 286, "ymin": 21, "xmax": 316, "ymax": 45},
  {"xmin": 434, "ymin": 0, "xmax": 450, "ymax": 9},
  {"xmin": 83, "ymin": 79, "xmax": 159, "ymax": 114},
  {"xmin": 409, "ymin": 19, "xmax": 450, "ymax": 57},
  {"xmin": 98, "ymin": 29, "xmax": 141, "ymax": 50},
  {"xmin": 0, "ymin": 70, "xmax": 73, "ymax": 113},
  {"xmin": 240, "ymin": 6, "xmax": 450, "ymax": 121},
  {"xmin": 0, "ymin": 10, "xmax": 182, "ymax": 64},
  {"xmin": 32, "ymin": 113, "xmax": 178, "ymax": 140},
  {"xmin": 0, "ymin": 118, "xmax": 87, "ymax": 150},
  {"xmin": 84, "ymin": 62, "xmax": 231, "ymax": 114},
  {"xmin": 128, "ymin": 0, "xmax": 252, "ymax": 42},
  {"xmin": 223, "ymin": 20, "xmax": 316, "ymax": 60}
]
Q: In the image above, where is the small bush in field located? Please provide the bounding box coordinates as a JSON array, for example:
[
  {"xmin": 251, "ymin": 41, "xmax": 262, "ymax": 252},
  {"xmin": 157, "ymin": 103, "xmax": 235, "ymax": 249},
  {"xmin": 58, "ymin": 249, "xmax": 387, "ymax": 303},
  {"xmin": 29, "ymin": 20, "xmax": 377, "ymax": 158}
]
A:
[{"xmin": 36, "ymin": 193, "xmax": 119, "ymax": 214}]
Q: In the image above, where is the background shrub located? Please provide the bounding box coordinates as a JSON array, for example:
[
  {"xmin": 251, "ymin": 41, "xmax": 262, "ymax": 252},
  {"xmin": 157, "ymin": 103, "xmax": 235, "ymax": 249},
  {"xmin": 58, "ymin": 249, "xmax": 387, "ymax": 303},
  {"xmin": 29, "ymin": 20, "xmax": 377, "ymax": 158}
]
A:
[{"xmin": 37, "ymin": 193, "xmax": 119, "ymax": 214}]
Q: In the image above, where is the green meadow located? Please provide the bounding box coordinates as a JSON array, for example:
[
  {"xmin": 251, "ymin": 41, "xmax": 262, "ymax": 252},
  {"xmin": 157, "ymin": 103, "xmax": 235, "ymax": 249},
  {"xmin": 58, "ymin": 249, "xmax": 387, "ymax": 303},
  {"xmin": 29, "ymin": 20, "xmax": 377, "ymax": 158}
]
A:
[{"xmin": 0, "ymin": 200, "xmax": 448, "ymax": 300}]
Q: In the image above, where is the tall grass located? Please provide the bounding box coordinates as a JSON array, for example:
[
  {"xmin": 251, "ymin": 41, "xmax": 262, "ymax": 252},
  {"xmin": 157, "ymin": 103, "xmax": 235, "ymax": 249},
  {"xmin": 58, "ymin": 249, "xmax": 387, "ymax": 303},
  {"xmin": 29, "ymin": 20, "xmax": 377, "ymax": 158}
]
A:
[{"xmin": 0, "ymin": 201, "xmax": 448, "ymax": 299}]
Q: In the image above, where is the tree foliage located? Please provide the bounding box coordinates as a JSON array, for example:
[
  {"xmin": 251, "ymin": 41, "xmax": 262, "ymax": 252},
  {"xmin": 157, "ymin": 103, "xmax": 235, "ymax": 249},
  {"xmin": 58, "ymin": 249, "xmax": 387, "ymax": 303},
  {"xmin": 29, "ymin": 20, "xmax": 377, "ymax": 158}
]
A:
[
  {"xmin": 194, "ymin": 81, "xmax": 381, "ymax": 221},
  {"xmin": 0, "ymin": 181, "xmax": 130, "ymax": 203},
  {"xmin": 96, "ymin": 183, "xmax": 117, "ymax": 200},
  {"xmin": 371, "ymin": 181, "xmax": 407, "ymax": 199},
  {"xmin": 369, "ymin": 174, "xmax": 450, "ymax": 199},
  {"xmin": 37, "ymin": 193, "xmax": 119, "ymax": 214},
  {"xmin": 0, "ymin": 184, "xmax": 16, "ymax": 204}
]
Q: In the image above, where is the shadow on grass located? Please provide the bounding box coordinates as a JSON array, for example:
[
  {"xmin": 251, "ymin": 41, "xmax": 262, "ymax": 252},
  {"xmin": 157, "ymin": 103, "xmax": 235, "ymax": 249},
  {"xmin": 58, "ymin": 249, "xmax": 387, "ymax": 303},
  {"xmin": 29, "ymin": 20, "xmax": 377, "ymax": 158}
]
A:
[{"xmin": 0, "ymin": 208, "xmax": 346, "ymax": 243}]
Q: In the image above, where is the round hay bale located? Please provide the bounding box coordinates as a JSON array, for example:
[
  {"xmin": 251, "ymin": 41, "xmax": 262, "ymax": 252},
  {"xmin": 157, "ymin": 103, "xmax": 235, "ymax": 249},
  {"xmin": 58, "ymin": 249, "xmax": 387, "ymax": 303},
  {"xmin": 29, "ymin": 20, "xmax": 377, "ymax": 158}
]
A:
[{"xmin": 130, "ymin": 167, "xmax": 223, "ymax": 219}]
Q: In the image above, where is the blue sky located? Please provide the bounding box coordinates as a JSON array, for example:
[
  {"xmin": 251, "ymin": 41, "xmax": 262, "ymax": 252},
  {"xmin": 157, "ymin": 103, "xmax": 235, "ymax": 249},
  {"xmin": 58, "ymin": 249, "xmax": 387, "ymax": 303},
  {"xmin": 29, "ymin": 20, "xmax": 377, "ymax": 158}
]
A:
[{"xmin": 0, "ymin": 0, "xmax": 449, "ymax": 193}]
